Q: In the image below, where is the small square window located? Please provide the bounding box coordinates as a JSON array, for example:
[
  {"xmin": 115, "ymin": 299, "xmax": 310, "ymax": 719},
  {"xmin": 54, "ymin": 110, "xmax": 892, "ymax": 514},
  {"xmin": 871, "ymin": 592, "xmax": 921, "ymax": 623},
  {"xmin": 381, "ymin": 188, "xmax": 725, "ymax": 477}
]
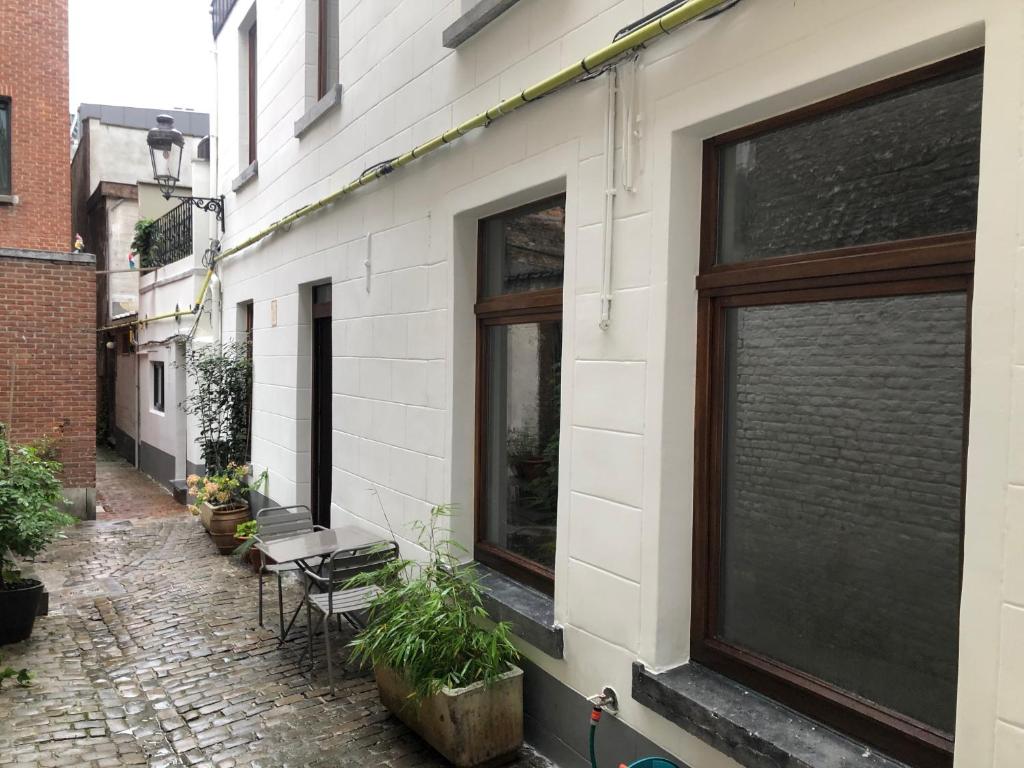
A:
[{"xmin": 152, "ymin": 361, "xmax": 165, "ymax": 412}]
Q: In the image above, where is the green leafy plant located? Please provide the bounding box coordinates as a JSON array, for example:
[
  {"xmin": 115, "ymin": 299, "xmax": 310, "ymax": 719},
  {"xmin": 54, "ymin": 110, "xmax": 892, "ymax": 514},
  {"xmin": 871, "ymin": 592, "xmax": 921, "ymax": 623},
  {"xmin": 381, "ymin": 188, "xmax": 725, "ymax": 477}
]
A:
[
  {"xmin": 131, "ymin": 218, "xmax": 162, "ymax": 266},
  {"xmin": 0, "ymin": 655, "xmax": 32, "ymax": 690},
  {"xmin": 347, "ymin": 505, "xmax": 520, "ymax": 701},
  {"xmin": 181, "ymin": 342, "xmax": 253, "ymax": 473},
  {"xmin": 0, "ymin": 425, "xmax": 74, "ymax": 591},
  {"xmin": 186, "ymin": 463, "xmax": 266, "ymax": 512},
  {"xmin": 232, "ymin": 519, "xmax": 260, "ymax": 559}
]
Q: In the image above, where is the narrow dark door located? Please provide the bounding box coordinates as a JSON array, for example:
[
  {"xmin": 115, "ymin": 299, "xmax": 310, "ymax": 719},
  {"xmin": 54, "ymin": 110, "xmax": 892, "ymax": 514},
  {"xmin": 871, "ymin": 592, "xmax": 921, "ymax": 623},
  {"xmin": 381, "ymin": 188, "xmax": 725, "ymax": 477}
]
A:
[{"xmin": 311, "ymin": 285, "xmax": 332, "ymax": 528}]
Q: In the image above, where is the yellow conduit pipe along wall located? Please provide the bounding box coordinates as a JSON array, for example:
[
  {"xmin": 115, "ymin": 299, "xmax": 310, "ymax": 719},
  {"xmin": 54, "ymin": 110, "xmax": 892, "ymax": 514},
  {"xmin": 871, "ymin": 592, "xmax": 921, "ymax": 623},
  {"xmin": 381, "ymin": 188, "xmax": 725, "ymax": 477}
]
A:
[{"xmin": 115, "ymin": 0, "xmax": 734, "ymax": 331}]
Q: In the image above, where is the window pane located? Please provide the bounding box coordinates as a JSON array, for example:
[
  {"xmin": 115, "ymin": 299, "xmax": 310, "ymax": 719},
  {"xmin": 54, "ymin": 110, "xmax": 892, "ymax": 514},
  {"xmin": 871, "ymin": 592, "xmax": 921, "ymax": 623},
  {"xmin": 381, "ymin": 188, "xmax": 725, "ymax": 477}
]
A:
[
  {"xmin": 481, "ymin": 198, "xmax": 565, "ymax": 297},
  {"xmin": 717, "ymin": 63, "xmax": 982, "ymax": 264},
  {"xmin": 321, "ymin": 0, "xmax": 339, "ymax": 93},
  {"xmin": 718, "ymin": 292, "xmax": 966, "ymax": 733},
  {"xmin": 483, "ymin": 321, "xmax": 561, "ymax": 570},
  {"xmin": 313, "ymin": 282, "xmax": 332, "ymax": 304},
  {"xmin": 0, "ymin": 100, "xmax": 10, "ymax": 195}
]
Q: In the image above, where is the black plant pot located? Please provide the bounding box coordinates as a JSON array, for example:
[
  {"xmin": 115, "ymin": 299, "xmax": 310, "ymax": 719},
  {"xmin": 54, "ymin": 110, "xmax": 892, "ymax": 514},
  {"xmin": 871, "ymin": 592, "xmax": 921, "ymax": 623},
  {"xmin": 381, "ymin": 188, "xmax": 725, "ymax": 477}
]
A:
[{"xmin": 0, "ymin": 579, "xmax": 44, "ymax": 645}]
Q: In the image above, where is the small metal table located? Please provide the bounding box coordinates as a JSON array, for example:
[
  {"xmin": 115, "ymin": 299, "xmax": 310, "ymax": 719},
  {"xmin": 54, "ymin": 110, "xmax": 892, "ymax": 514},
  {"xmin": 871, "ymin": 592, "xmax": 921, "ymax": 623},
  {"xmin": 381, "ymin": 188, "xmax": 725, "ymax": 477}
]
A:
[{"xmin": 256, "ymin": 525, "xmax": 387, "ymax": 642}]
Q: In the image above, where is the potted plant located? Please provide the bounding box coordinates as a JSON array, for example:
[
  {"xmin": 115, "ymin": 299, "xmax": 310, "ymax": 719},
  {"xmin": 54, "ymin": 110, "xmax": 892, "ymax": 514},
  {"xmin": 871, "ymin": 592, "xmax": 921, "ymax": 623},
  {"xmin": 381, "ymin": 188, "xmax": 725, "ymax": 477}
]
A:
[
  {"xmin": 347, "ymin": 506, "xmax": 524, "ymax": 767},
  {"xmin": 187, "ymin": 463, "xmax": 266, "ymax": 554},
  {"xmin": 232, "ymin": 520, "xmax": 262, "ymax": 572},
  {"xmin": 0, "ymin": 428, "xmax": 74, "ymax": 645}
]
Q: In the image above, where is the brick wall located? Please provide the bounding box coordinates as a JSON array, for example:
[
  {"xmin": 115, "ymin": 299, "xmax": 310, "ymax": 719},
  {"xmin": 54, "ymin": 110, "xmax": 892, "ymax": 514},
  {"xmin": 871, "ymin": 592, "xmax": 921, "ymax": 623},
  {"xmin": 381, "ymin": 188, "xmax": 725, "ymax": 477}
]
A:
[
  {"xmin": 0, "ymin": 0, "xmax": 71, "ymax": 251},
  {"xmin": 0, "ymin": 255, "xmax": 96, "ymax": 488}
]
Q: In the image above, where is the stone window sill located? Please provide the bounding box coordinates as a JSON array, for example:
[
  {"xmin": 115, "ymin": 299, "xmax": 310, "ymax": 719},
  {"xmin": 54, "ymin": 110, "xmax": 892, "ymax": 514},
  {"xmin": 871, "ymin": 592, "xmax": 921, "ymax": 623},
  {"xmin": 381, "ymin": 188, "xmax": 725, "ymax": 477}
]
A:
[
  {"xmin": 0, "ymin": 193, "xmax": 19, "ymax": 205},
  {"xmin": 232, "ymin": 160, "xmax": 258, "ymax": 193},
  {"xmin": 294, "ymin": 84, "xmax": 344, "ymax": 139},
  {"xmin": 631, "ymin": 662, "xmax": 909, "ymax": 768},
  {"xmin": 473, "ymin": 562, "xmax": 563, "ymax": 658},
  {"xmin": 442, "ymin": 0, "xmax": 524, "ymax": 48}
]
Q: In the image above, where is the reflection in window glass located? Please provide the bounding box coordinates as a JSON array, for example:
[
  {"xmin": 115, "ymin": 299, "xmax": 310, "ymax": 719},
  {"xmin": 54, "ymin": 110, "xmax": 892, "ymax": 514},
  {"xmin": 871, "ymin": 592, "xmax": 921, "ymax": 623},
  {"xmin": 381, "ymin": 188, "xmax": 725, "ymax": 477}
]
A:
[
  {"xmin": 717, "ymin": 63, "xmax": 982, "ymax": 264},
  {"xmin": 0, "ymin": 99, "xmax": 10, "ymax": 195},
  {"xmin": 481, "ymin": 199, "xmax": 565, "ymax": 298},
  {"xmin": 719, "ymin": 292, "xmax": 966, "ymax": 733},
  {"xmin": 483, "ymin": 321, "xmax": 561, "ymax": 570},
  {"xmin": 318, "ymin": 0, "xmax": 340, "ymax": 98}
]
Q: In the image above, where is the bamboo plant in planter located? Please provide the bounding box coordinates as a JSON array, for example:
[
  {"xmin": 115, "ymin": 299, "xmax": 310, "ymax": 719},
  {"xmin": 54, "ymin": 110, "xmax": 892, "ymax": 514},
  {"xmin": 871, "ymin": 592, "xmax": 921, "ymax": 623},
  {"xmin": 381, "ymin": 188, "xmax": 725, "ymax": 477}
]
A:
[
  {"xmin": 0, "ymin": 428, "xmax": 74, "ymax": 646},
  {"xmin": 348, "ymin": 506, "xmax": 524, "ymax": 768}
]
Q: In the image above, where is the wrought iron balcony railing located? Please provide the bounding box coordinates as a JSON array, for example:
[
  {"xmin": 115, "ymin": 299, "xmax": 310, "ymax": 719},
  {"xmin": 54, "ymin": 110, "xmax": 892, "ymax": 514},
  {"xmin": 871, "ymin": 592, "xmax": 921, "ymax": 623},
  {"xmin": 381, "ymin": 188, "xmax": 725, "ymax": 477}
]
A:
[
  {"xmin": 211, "ymin": 0, "xmax": 239, "ymax": 38},
  {"xmin": 143, "ymin": 201, "xmax": 192, "ymax": 270}
]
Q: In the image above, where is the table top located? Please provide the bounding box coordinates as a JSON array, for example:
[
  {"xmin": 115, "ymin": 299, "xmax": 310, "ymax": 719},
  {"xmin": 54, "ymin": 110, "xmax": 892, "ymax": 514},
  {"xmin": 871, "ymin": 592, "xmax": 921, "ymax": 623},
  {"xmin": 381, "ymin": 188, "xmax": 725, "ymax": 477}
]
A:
[{"xmin": 256, "ymin": 525, "xmax": 388, "ymax": 564}]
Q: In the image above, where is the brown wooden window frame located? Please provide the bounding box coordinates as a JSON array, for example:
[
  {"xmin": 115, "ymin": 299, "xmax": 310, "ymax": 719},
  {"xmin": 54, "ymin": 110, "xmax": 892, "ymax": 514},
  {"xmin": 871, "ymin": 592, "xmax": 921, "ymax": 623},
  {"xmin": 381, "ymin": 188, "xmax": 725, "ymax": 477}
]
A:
[
  {"xmin": 316, "ymin": 0, "xmax": 336, "ymax": 100},
  {"xmin": 474, "ymin": 194, "xmax": 566, "ymax": 595},
  {"xmin": 0, "ymin": 97, "xmax": 10, "ymax": 196},
  {"xmin": 247, "ymin": 21, "xmax": 257, "ymax": 166},
  {"xmin": 691, "ymin": 50, "xmax": 981, "ymax": 768}
]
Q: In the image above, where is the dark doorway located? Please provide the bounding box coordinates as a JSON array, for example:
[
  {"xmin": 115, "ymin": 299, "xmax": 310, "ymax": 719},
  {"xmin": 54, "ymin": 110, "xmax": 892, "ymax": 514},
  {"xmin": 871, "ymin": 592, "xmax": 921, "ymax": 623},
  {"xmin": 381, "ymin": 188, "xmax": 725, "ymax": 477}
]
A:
[{"xmin": 311, "ymin": 284, "xmax": 332, "ymax": 529}]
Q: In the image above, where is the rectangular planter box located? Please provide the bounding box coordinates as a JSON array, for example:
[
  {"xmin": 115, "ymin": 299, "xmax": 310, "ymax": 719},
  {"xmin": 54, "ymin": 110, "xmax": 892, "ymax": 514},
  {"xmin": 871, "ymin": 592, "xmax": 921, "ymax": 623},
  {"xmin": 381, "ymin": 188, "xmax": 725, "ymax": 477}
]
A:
[{"xmin": 374, "ymin": 664, "xmax": 524, "ymax": 767}]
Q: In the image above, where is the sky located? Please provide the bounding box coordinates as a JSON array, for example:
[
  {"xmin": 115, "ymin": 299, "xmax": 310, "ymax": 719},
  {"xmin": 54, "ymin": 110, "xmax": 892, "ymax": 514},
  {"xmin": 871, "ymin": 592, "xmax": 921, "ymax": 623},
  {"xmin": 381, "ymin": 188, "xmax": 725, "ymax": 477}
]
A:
[{"xmin": 69, "ymin": 0, "xmax": 215, "ymax": 116}]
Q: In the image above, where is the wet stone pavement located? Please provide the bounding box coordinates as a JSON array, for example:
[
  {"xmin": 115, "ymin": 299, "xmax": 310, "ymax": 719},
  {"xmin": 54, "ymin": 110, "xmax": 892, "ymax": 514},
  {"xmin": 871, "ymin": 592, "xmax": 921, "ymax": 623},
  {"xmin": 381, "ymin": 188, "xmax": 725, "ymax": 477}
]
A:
[{"xmin": 0, "ymin": 470, "xmax": 552, "ymax": 768}]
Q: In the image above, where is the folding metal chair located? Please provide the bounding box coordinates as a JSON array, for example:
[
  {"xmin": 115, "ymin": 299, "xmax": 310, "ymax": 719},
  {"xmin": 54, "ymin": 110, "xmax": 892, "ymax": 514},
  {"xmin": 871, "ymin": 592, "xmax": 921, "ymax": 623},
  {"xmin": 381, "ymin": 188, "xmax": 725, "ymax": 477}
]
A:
[
  {"xmin": 299, "ymin": 540, "xmax": 400, "ymax": 694},
  {"xmin": 253, "ymin": 504, "xmax": 326, "ymax": 639}
]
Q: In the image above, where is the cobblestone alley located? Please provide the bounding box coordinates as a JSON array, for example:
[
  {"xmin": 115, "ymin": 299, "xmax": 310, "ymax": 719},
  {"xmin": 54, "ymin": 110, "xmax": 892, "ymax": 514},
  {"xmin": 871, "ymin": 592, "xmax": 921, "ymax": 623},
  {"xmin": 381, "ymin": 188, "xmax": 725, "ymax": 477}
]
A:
[{"xmin": 0, "ymin": 455, "xmax": 550, "ymax": 768}]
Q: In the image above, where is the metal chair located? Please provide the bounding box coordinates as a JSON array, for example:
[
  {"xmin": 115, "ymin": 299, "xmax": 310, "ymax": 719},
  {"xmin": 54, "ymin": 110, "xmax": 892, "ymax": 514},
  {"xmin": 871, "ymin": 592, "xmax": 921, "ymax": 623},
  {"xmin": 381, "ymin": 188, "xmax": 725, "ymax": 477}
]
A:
[
  {"xmin": 253, "ymin": 504, "xmax": 326, "ymax": 639},
  {"xmin": 299, "ymin": 540, "xmax": 400, "ymax": 694}
]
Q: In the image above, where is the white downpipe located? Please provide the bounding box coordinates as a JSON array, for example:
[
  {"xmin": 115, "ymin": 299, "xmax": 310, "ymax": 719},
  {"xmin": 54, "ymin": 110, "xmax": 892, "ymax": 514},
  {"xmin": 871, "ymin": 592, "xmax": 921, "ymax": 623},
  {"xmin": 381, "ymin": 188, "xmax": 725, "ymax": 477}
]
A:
[
  {"xmin": 210, "ymin": 272, "xmax": 223, "ymax": 345},
  {"xmin": 599, "ymin": 68, "xmax": 618, "ymax": 331}
]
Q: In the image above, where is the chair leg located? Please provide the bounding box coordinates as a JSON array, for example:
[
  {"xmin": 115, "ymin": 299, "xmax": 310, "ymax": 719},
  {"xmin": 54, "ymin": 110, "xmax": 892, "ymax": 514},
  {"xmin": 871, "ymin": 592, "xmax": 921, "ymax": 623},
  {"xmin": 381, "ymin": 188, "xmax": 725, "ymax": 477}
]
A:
[
  {"xmin": 305, "ymin": 599, "xmax": 314, "ymax": 676},
  {"xmin": 277, "ymin": 572, "xmax": 285, "ymax": 639},
  {"xmin": 258, "ymin": 569, "xmax": 264, "ymax": 627},
  {"xmin": 325, "ymin": 610, "xmax": 334, "ymax": 696}
]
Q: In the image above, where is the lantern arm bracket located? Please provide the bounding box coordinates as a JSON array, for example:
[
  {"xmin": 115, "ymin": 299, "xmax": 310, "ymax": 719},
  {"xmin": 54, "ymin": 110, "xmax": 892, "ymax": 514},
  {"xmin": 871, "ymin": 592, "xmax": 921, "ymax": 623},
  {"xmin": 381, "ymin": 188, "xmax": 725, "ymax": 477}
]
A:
[{"xmin": 164, "ymin": 194, "xmax": 226, "ymax": 232}]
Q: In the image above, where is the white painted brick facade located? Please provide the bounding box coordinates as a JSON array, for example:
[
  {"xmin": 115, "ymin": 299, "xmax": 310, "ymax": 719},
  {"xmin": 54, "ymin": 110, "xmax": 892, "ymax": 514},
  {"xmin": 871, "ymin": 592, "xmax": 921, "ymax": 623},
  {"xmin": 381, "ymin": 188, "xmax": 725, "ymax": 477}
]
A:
[{"xmin": 186, "ymin": 0, "xmax": 1024, "ymax": 764}]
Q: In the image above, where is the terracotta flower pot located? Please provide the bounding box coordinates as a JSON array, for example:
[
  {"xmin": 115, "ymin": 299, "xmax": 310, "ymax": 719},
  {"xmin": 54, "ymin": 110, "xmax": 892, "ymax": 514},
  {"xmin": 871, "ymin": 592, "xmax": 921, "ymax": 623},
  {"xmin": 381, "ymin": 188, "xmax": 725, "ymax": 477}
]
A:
[
  {"xmin": 201, "ymin": 501, "xmax": 251, "ymax": 554},
  {"xmin": 374, "ymin": 664, "xmax": 523, "ymax": 767}
]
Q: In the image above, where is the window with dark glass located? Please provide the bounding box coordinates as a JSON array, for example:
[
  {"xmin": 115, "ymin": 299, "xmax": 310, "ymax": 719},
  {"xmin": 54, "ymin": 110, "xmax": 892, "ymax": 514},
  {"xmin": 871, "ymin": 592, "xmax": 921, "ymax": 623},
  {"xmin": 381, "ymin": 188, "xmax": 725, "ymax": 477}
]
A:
[
  {"xmin": 152, "ymin": 362, "xmax": 165, "ymax": 413},
  {"xmin": 692, "ymin": 51, "xmax": 981, "ymax": 768},
  {"xmin": 476, "ymin": 195, "xmax": 565, "ymax": 593},
  {"xmin": 0, "ymin": 98, "xmax": 10, "ymax": 195},
  {"xmin": 317, "ymin": 0, "xmax": 339, "ymax": 99},
  {"xmin": 247, "ymin": 21, "xmax": 257, "ymax": 165}
]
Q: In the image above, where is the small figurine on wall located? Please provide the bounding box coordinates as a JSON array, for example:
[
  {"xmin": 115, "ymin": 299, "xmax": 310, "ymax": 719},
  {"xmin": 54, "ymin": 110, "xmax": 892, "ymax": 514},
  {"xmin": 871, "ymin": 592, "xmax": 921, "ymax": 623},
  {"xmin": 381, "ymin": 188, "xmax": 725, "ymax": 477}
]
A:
[{"xmin": 73, "ymin": 233, "xmax": 84, "ymax": 253}]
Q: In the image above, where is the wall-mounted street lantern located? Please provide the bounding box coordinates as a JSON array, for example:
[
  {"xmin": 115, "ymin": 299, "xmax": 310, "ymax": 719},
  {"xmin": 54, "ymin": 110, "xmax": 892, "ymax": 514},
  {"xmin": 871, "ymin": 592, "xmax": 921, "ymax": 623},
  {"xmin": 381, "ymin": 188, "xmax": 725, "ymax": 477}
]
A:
[{"xmin": 147, "ymin": 114, "xmax": 225, "ymax": 232}]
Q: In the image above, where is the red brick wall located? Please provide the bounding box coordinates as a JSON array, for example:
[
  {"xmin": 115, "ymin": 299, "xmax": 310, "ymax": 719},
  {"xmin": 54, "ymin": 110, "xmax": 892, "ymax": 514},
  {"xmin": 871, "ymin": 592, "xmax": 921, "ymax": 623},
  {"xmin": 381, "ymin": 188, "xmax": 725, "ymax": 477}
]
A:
[
  {"xmin": 0, "ymin": 256, "xmax": 96, "ymax": 488},
  {"xmin": 0, "ymin": 0, "xmax": 71, "ymax": 251}
]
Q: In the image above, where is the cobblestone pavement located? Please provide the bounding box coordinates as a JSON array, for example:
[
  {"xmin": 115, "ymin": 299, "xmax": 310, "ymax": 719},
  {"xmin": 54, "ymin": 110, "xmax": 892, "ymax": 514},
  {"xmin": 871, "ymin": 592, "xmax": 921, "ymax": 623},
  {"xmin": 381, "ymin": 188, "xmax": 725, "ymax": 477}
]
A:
[
  {"xmin": 96, "ymin": 448, "xmax": 184, "ymax": 521},
  {"xmin": 0, "ymin": 474, "xmax": 552, "ymax": 767}
]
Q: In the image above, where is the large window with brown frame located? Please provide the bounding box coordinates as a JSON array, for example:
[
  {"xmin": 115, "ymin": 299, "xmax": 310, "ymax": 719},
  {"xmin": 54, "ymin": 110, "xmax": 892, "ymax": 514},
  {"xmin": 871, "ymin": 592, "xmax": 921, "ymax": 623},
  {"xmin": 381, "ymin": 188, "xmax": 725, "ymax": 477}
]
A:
[
  {"xmin": 247, "ymin": 21, "xmax": 257, "ymax": 166},
  {"xmin": 475, "ymin": 195, "xmax": 566, "ymax": 594},
  {"xmin": 317, "ymin": 0, "xmax": 339, "ymax": 99},
  {"xmin": 691, "ymin": 50, "xmax": 982, "ymax": 768}
]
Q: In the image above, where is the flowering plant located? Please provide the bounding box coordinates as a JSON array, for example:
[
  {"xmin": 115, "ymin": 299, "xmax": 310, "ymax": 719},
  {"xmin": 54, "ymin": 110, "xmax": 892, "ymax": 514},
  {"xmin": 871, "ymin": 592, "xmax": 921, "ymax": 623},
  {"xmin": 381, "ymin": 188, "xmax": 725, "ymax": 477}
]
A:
[{"xmin": 187, "ymin": 463, "xmax": 266, "ymax": 513}]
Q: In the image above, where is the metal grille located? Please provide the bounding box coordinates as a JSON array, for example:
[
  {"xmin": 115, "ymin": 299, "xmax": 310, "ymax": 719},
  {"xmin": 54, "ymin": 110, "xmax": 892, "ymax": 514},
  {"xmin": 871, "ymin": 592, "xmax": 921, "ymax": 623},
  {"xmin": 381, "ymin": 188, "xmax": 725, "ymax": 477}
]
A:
[
  {"xmin": 211, "ymin": 0, "xmax": 239, "ymax": 38},
  {"xmin": 144, "ymin": 202, "xmax": 192, "ymax": 269}
]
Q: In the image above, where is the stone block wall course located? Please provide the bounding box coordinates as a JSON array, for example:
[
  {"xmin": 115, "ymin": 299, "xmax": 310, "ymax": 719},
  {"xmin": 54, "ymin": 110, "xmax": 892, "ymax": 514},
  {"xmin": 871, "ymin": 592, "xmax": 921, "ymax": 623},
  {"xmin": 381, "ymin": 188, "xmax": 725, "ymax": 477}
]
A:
[{"xmin": 202, "ymin": 1, "xmax": 1024, "ymax": 765}]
